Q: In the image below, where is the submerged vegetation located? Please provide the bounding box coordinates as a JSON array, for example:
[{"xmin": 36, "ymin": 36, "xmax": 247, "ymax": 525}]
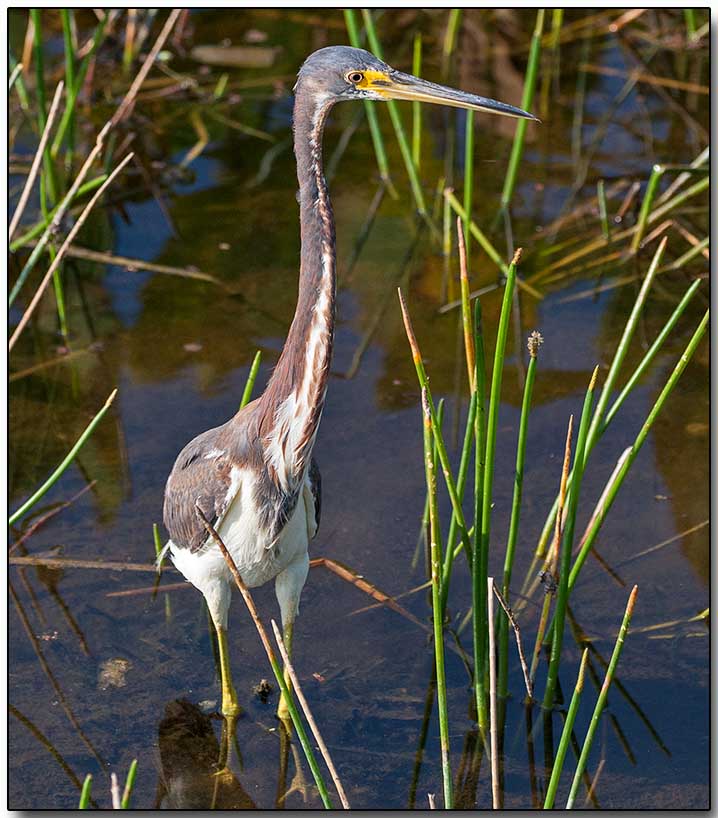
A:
[{"xmin": 9, "ymin": 8, "xmax": 708, "ymax": 810}]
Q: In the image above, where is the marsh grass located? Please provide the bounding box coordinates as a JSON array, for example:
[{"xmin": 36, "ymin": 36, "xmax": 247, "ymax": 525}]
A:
[
  {"xmin": 9, "ymin": 8, "xmax": 709, "ymax": 810},
  {"xmin": 398, "ymin": 193, "xmax": 705, "ymax": 807},
  {"xmin": 8, "ymin": 389, "xmax": 117, "ymax": 526}
]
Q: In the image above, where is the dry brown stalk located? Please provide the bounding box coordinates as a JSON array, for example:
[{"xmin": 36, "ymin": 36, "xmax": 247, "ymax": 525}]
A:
[
  {"xmin": 529, "ymin": 414, "xmax": 574, "ymax": 683},
  {"xmin": 112, "ymin": 9, "xmax": 182, "ymax": 126},
  {"xmin": 673, "ymin": 220, "xmax": 711, "ymax": 257},
  {"xmin": 106, "ymin": 581, "xmax": 188, "ymax": 598},
  {"xmin": 50, "ymin": 244, "xmax": 228, "ymax": 288},
  {"xmin": 194, "ymin": 503, "xmax": 283, "ymax": 678},
  {"xmin": 397, "ymin": 287, "xmax": 422, "ymax": 365},
  {"xmin": 581, "ymin": 62, "xmax": 709, "ymax": 95},
  {"xmin": 608, "ymin": 8, "xmax": 648, "ymax": 32},
  {"xmin": 10, "ymin": 151, "xmax": 134, "ymax": 349},
  {"xmin": 456, "ymin": 217, "xmax": 475, "ymax": 391},
  {"xmin": 491, "ymin": 583, "xmax": 533, "ymax": 699},
  {"xmin": 10, "ymin": 481, "xmax": 96, "ymax": 553},
  {"xmin": 308, "ymin": 556, "xmax": 427, "ymax": 631},
  {"xmin": 9, "ymin": 80, "xmax": 64, "ymax": 240},
  {"xmin": 583, "ymin": 758, "xmax": 606, "ymax": 807},
  {"xmin": 10, "ymin": 556, "xmax": 161, "ymax": 572},
  {"xmin": 638, "ymin": 218, "xmax": 674, "ymax": 248},
  {"xmin": 615, "ymin": 180, "xmax": 642, "ymax": 223},
  {"xmin": 9, "ymin": 582, "xmax": 107, "ymax": 769},
  {"xmin": 110, "ymin": 773, "xmax": 121, "ymax": 809},
  {"xmin": 550, "ymin": 414, "xmax": 574, "ymax": 570}
]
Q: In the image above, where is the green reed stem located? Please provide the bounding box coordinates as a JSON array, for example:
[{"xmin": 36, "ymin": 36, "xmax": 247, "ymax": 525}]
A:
[
  {"xmin": 597, "ymin": 179, "xmax": 609, "ymax": 240},
  {"xmin": 566, "ymin": 587, "xmax": 638, "ymax": 808},
  {"xmin": 9, "ymin": 53, "xmax": 30, "ymax": 109},
  {"xmin": 444, "ymin": 189, "xmax": 509, "ymax": 276},
  {"xmin": 270, "ymin": 660, "xmax": 333, "ymax": 807},
  {"xmin": 602, "ymin": 278, "xmax": 702, "ymax": 430},
  {"xmin": 655, "ymin": 147, "xmax": 708, "ymax": 205},
  {"xmin": 31, "ymin": 9, "xmax": 59, "ymax": 206},
  {"xmin": 499, "ymin": 8, "xmax": 544, "ymax": 210},
  {"xmin": 343, "ymin": 10, "xmax": 395, "ymax": 195},
  {"xmin": 51, "ymin": 13, "xmax": 109, "ymax": 160},
  {"xmin": 361, "ymin": 10, "xmax": 436, "ymax": 233},
  {"xmin": 661, "ymin": 236, "xmax": 709, "ymax": 271},
  {"xmin": 120, "ymin": 759, "xmax": 138, "ymax": 808},
  {"xmin": 9, "ymin": 389, "xmax": 117, "ymax": 526},
  {"xmin": 153, "ymin": 522, "xmax": 163, "ymax": 559},
  {"xmin": 441, "ymin": 10, "xmax": 462, "ymax": 80},
  {"xmin": 78, "ymin": 774, "xmax": 92, "ymax": 808},
  {"xmin": 475, "ymin": 252, "xmax": 518, "ymax": 726},
  {"xmin": 440, "ymin": 292, "xmax": 488, "ymax": 605},
  {"xmin": 240, "ymin": 350, "xmax": 262, "ymax": 409},
  {"xmin": 30, "ymin": 8, "xmax": 47, "ymax": 126},
  {"xmin": 398, "ymin": 290, "xmax": 474, "ymax": 568},
  {"xmin": 568, "ymin": 311, "xmax": 708, "ymax": 591},
  {"xmin": 10, "ymin": 120, "xmax": 114, "ymax": 308},
  {"xmin": 543, "ymin": 650, "xmax": 588, "ymax": 809},
  {"xmin": 457, "ymin": 218, "xmax": 475, "ymax": 388},
  {"xmin": 530, "ymin": 593, "xmax": 553, "ymax": 686},
  {"xmin": 630, "ymin": 164, "xmax": 662, "ymax": 253},
  {"xmin": 536, "ymin": 237, "xmax": 666, "ymax": 557},
  {"xmin": 440, "ymin": 390, "xmax": 477, "ymax": 611},
  {"xmin": 60, "ymin": 10, "xmax": 77, "ymax": 166},
  {"xmin": 463, "ymin": 110, "xmax": 474, "ymax": 271},
  {"xmin": 422, "ymin": 387, "xmax": 453, "ymax": 808},
  {"xmin": 543, "ymin": 367, "xmax": 597, "ymax": 710},
  {"xmin": 10, "ymin": 174, "xmax": 108, "ymax": 253},
  {"xmin": 418, "ymin": 399, "xmax": 444, "ymax": 575},
  {"xmin": 683, "ymin": 8, "xmax": 697, "ymax": 39},
  {"xmin": 502, "ymin": 339, "xmax": 539, "ymax": 597},
  {"xmin": 412, "ymin": 33, "xmax": 422, "ymax": 170},
  {"xmin": 9, "ymin": 61, "xmax": 24, "ymax": 92},
  {"xmin": 498, "ymin": 336, "xmax": 539, "ymax": 697},
  {"xmin": 647, "ymin": 174, "xmax": 708, "ymax": 225},
  {"xmin": 50, "ymin": 250, "xmax": 69, "ymax": 339},
  {"xmin": 631, "ymin": 165, "xmax": 709, "ymax": 253}
]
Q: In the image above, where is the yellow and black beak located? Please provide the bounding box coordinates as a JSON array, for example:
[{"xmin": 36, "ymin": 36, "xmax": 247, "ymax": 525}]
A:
[{"xmin": 358, "ymin": 69, "xmax": 539, "ymax": 121}]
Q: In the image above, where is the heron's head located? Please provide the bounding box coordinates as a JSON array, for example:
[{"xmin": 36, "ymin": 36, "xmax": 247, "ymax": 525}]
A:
[{"xmin": 296, "ymin": 45, "xmax": 538, "ymax": 121}]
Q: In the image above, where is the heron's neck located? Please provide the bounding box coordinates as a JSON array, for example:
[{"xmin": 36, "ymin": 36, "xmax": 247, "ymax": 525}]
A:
[{"xmin": 258, "ymin": 89, "xmax": 336, "ymax": 493}]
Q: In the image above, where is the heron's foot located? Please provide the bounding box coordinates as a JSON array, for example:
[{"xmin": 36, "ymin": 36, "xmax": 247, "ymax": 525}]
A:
[
  {"xmin": 276, "ymin": 661, "xmax": 293, "ymax": 725},
  {"xmin": 222, "ymin": 702, "xmax": 242, "ymax": 719},
  {"xmin": 277, "ymin": 691, "xmax": 291, "ymax": 726},
  {"xmin": 221, "ymin": 687, "xmax": 242, "ymax": 719},
  {"xmin": 212, "ymin": 765, "xmax": 236, "ymax": 782}
]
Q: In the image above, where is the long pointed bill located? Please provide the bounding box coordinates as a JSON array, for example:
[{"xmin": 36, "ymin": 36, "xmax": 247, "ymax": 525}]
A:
[{"xmin": 362, "ymin": 69, "xmax": 538, "ymax": 121}]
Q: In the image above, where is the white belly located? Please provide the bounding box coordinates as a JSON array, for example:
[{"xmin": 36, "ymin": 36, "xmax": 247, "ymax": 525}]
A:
[{"xmin": 169, "ymin": 467, "xmax": 311, "ymax": 612}]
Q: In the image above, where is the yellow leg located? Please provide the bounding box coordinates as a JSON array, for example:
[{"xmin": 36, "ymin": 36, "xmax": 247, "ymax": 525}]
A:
[
  {"xmin": 216, "ymin": 625, "xmax": 241, "ymax": 718},
  {"xmin": 277, "ymin": 621, "xmax": 294, "ymax": 723}
]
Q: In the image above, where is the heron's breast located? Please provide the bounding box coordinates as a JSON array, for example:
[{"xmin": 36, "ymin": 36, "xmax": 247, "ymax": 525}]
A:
[{"xmin": 216, "ymin": 468, "xmax": 309, "ymax": 587}]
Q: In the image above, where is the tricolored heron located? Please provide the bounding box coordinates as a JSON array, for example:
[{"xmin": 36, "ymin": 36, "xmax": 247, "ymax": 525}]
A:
[{"xmin": 161, "ymin": 45, "xmax": 536, "ymax": 720}]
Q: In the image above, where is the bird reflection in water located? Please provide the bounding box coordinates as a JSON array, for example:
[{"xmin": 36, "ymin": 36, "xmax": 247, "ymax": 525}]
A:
[
  {"xmin": 155, "ymin": 700, "xmax": 310, "ymax": 809},
  {"xmin": 155, "ymin": 700, "xmax": 255, "ymax": 809}
]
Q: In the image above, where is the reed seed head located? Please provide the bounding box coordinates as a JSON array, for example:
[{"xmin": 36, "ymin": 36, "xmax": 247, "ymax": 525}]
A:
[{"xmin": 527, "ymin": 330, "xmax": 543, "ymax": 358}]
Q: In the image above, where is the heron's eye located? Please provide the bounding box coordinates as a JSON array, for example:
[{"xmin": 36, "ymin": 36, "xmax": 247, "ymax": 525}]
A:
[{"xmin": 347, "ymin": 71, "xmax": 364, "ymax": 84}]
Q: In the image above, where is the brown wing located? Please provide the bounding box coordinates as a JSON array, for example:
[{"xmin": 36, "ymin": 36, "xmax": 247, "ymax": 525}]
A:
[
  {"xmin": 163, "ymin": 424, "xmax": 235, "ymax": 553},
  {"xmin": 308, "ymin": 456, "xmax": 321, "ymax": 538}
]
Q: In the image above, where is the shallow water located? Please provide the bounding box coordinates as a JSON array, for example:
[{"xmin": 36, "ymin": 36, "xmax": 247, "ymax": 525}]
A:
[{"xmin": 9, "ymin": 9, "xmax": 709, "ymax": 809}]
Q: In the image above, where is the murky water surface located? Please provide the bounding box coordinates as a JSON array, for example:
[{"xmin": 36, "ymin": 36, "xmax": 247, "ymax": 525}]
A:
[{"xmin": 9, "ymin": 9, "xmax": 708, "ymax": 809}]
